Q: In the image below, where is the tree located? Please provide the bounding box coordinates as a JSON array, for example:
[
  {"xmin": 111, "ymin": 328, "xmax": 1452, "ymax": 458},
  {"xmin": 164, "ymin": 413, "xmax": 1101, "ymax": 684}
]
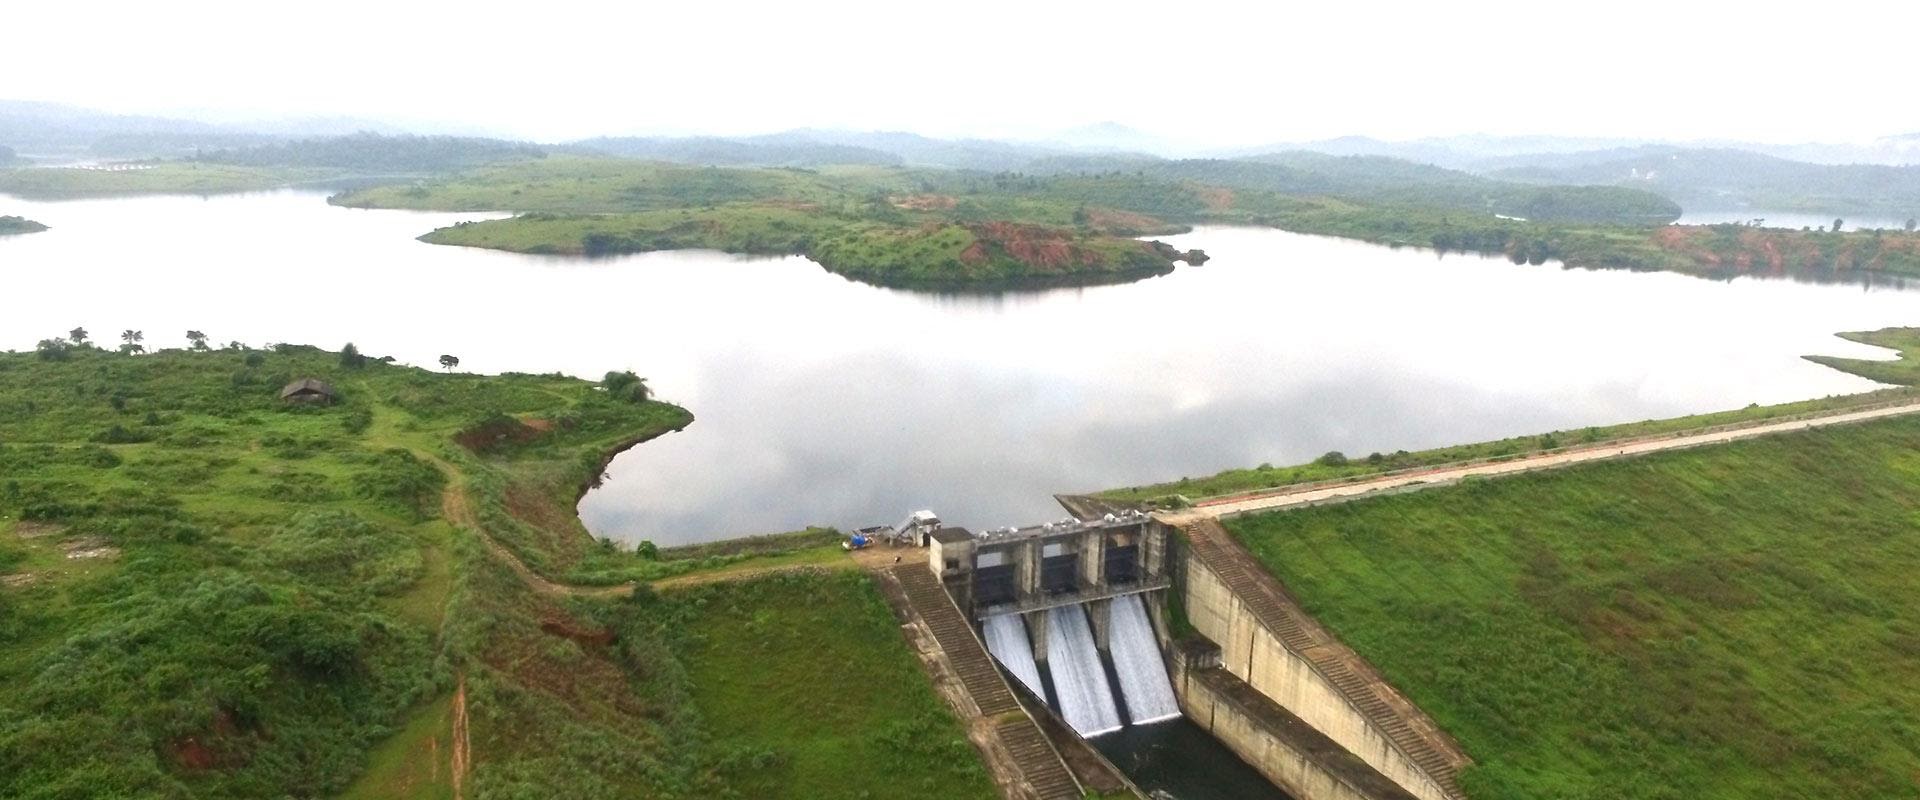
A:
[
  {"xmin": 35, "ymin": 338, "xmax": 72, "ymax": 362},
  {"xmin": 439, "ymin": 354, "xmax": 460, "ymax": 372},
  {"xmin": 243, "ymin": 351, "xmax": 265, "ymax": 368},
  {"xmin": 186, "ymin": 330, "xmax": 209, "ymax": 351},
  {"xmin": 68, "ymin": 327, "xmax": 89, "ymax": 346},
  {"xmin": 602, "ymin": 370, "xmax": 652, "ymax": 403},
  {"xmin": 118, "ymin": 330, "xmax": 144, "ymax": 355},
  {"xmin": 339, "ymin": 342, "xmax": 366, "ymax": 369},
  {"xmin": 1832, "ymin": 218, "xmax": 1845, "ymax": 233},
  {"xmin": 1906, "ymin": 217, "xmax": 1917, "ymax": 233}
]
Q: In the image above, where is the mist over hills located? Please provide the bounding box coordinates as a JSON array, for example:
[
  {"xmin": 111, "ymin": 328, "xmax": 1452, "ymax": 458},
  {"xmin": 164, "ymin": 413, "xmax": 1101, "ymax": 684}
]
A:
[{"xmin": 5, "ymin": 99, "xmax": 1920, "ymax": 219}]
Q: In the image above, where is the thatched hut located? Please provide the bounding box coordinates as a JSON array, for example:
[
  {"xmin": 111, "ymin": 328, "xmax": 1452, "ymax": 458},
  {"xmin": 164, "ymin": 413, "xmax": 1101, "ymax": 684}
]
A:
[{"xmin": 279, "ymin": 378, "xmax": 338, "ymax": 405}]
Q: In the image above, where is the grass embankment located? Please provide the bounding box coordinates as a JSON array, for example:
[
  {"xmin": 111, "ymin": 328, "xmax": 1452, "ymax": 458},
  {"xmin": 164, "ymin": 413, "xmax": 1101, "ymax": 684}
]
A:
[
  {"xmin": 0, "ymin": 163, "xmax": 342, "ymax": 197},
  {"xmin": 0, "ymin": 343, "xmax": 996, "ymax": 798},
  {"xmin": 0, "ymin": 215, "xmax": 47, "ymax": 235},
  {"xmin": 1227, "ymin": 412, "xmax": 1920, "ymax": 799},
  {"xmin": 1101, "ymin": 386, "xmax": 1919, "ymax": 506}
]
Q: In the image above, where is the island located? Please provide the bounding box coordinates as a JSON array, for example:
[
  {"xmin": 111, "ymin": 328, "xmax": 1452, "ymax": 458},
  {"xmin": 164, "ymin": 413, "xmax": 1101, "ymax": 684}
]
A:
[{"xmin": 0, "ymin": 215, "xmax": 46, "ymax": 235}]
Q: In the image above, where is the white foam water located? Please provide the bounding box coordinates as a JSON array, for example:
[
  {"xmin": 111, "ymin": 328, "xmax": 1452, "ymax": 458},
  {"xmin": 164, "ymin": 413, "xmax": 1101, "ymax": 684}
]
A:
[
  {"xmin": 1046, "ymin": 605, "xmax": 1123, "ymax": 736},
  {"xmin": 1109, "ymin": 594, "xmax": 1181, "ymax": 724},
  {"xmin": 982, "ymin": 613, "xmax": 1046, "ymax": 699}
]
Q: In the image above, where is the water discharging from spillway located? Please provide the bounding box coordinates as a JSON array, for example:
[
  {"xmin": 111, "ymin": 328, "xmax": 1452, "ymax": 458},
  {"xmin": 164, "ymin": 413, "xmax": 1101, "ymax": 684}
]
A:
[
  {"xmin": 1046, "ymin": 605, "xmax": 1124, "ymax": 736},
  {"xmin": 983, "ymin": 614, "xmax": 1046, "ymax": 698},
  {"xmin": 1109, "ymin": 594, "xmax": 1181, "ymax": 724}
]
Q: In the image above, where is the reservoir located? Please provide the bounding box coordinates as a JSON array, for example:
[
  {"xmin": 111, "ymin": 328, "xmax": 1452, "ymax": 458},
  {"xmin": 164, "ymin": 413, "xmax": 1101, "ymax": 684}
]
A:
[{"xmin": 1, "ymin": 190, "xmax": 1915, "ymax": 548}]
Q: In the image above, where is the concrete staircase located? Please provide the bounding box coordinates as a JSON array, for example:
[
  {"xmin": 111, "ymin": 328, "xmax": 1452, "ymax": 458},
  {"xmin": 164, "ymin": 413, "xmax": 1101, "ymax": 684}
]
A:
[
  {"xmin": 892, "ymin": 566, "xmax": 1082, "ymax": 800},
  {"xmin": 1181, "ymin": 522, "xmax": 1466, "ymax": 800}
]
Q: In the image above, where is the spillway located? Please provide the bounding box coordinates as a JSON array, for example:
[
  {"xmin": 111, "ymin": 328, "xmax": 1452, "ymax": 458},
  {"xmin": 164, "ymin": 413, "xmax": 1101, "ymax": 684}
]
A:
[
  {"xmin": 1046, "ymin": 605, "xmax": 1123, "ymax": 736},
  {"xmin": 1109, "ymin": 594, "xmax": 1181, "ymax": 724},
  {"xmin": 982, "ymin": 613, "xmax": 1046, "ymax": 699}
]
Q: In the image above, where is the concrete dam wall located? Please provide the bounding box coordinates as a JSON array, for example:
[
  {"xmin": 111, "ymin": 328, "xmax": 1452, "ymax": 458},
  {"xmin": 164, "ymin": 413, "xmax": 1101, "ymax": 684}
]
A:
[{"xmin": 1170, "ymin": 517, "xmax": 1468, "ymax": 800}]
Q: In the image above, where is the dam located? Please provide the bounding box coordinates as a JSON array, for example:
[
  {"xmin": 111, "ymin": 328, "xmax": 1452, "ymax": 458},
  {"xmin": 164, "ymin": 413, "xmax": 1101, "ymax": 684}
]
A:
[{"xmin": 895, "ymin": 501, "xmax": 1467, "ymax": 800}]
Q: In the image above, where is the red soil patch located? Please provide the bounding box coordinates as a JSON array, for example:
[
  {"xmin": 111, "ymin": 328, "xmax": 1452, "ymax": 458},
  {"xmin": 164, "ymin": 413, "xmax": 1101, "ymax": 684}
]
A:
[
  {"xmin": 453, "ymin": 415, "xmax": 546, "ymax": 453},
  {"xmin": 1083, "ymin": 207, "xmax": 1169, "ymax": 234},
  {"xmin": 1655, "ymin": 225, "xmax": 1920, "ymax": 276},
  {"xmin": 540, "ymin": 616, "xmax": 617, "ymax": 647},
  {"xmin": 1192, "ymin": 184, "xmax": 1236, "ymax": 212},
  {"xmin": 965, "ymin": 222, "xmax": 1106, "ymax": 269},
  {"xmin": 167, "ymin": 708, "xmax": 253, "ymax": 772},
  {"xmin": 889, "ymin": 193, "xmax": 958, "ymax": 211}
]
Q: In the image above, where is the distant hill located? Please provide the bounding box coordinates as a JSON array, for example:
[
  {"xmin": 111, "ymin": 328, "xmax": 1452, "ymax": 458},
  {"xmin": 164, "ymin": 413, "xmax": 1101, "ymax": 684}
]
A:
[
  {"xmin": 197, "ymin": 132, "xmax": 545, "ymax": 173},
  {"xmin": 0, "ymin": 100, "xmax": 452, "ymax": 161},
  {"xmin": 1138, "ymin": 153, "xmax": 1681, "ymax": 223},
  {"xmin": 572, "ymin": 135, "xmax": 902, "ymax": 167},
  {"xmin": 1488, "ymin": 147, "xmax": 1920, "ymax": 217}
]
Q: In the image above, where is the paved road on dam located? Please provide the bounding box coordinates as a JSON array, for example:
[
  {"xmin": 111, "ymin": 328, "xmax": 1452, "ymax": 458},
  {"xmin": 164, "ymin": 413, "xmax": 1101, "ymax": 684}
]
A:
[{"xmin": 1185, "ymin": 398, "xmax": 1920, "ymax": 521}]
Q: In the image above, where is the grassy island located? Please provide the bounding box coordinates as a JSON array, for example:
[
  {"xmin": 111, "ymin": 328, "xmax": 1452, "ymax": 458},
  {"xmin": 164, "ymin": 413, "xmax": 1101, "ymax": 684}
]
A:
[
  {"xmin": 335, "ymin": 153, "xmax": 1920, "ymax": 286},
  {"xmin": 0, "ymin": 342, "xmax": 988, "ymax": 798},
  {"xmin": 0, "ymin": 215, "xmax": 46, "ymax": 235}
]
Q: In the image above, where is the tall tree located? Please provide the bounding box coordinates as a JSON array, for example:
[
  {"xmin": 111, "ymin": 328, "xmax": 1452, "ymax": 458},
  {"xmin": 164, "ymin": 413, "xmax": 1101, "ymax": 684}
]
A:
[
  {"xmin": 119, "ymin": 330, "xmax": 145, "ymax": 354},
  {"xmin": 186, "ymin": 330, "xmax": 209, "ymax": 351},
  {"xmin": 439, "ymin": 354, "xmax": 460, "ymax": 372},
  {"xmin": 68, "ymin": 327, "xmax": 88, "ymax": 345}
]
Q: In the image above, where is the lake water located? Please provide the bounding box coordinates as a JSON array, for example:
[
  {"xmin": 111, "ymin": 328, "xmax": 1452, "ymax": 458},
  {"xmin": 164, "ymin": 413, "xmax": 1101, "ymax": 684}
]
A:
[{"xmin": 1, "ymin": 190, "xmax": 1914, "ymax": 547}]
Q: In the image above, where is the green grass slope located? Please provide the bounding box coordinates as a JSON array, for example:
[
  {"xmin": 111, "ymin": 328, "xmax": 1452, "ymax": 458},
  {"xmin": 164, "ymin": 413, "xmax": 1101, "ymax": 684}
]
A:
[
  {"xmin": 603, "ymin": 572, "xmax": 997, "ymax": 799},
  {"xmin": 1228, "ymin": 414, "xmax": 1920, "ymax": 799}
]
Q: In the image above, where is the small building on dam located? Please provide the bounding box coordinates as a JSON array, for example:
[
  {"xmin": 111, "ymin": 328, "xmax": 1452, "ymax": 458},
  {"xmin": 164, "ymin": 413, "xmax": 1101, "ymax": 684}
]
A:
[{"xmin": 902, "ymin": 501, "xmax": 1469, "ymax": 800}]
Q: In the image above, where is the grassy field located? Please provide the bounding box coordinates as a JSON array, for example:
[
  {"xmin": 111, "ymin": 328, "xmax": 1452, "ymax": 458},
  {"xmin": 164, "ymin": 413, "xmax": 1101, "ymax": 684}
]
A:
[
  {"xmin": 601, "ymin": 571, "xmax": 998, "ymax": 799},
  {"xmin": 0, "ymin": 341, "xmax": 1004, "ymax": 798},
  {"xmin": 0, "ymin": 163, "xmax": 343, "ymax": 197},
  {"xmin": 1227, "ymin": 413, "xmax": 1920, "ymax": 799},
  {"xmin": 0, "ymin": 215, "xmax": 46, "ymax": 235},
  {"xmin": 0, "ymin": 342, "xmax": 687, "ymax": 797}
]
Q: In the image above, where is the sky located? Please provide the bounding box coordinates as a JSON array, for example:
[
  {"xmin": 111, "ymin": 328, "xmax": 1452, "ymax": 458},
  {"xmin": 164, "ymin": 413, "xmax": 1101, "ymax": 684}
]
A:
[{"xmin": 6, "ymin": 0, "xmax": 1919, "ymax": 147}]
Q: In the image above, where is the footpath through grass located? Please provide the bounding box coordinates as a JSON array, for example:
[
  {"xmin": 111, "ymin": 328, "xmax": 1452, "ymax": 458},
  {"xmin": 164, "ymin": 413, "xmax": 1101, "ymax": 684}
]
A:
[{"xmin": 1228, "ymin": 413, "xmax": 1920, "ymax": 799}]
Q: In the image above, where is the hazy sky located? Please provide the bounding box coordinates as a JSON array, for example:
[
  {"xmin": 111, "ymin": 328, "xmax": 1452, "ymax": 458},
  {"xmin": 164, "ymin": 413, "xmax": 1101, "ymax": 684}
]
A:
[{"xmin": 7, "ymin": 0, "xmax": 1918, "ymax": 146}]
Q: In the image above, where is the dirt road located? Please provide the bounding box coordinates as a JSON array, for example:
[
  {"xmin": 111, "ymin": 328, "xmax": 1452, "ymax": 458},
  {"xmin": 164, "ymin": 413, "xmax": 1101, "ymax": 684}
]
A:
[{"xmin": 1177, "ymin": 399, "xmax": 1920, "ymax": 522}]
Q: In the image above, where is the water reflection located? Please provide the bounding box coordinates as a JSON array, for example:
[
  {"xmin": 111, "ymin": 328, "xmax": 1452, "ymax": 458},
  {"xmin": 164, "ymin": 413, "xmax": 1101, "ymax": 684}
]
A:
[{"xmin": 1, "ymin": 192, "xmax": 1914, "ymax": 545}]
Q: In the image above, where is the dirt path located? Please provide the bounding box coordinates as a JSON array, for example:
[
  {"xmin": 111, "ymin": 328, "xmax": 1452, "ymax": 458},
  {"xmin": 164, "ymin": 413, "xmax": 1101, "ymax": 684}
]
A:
[
  {"xmin": 450, "ymin": 676, "xmax": 469, "ymax": 800},
  {"xmin": 1176, "ymin": 399, "xmax": 1920, "ymax": 522}
]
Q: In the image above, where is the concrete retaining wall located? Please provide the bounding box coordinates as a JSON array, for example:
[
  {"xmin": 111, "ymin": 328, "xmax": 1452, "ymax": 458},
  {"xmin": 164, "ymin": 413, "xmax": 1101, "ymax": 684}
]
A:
[
  {"xmin": 1171, "ymin": 641, "xmax": 1416, "ymax": 800},
  {"xmin": 1182, "ymin": 554, "xmax": 1453, "ymax": 800}
]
